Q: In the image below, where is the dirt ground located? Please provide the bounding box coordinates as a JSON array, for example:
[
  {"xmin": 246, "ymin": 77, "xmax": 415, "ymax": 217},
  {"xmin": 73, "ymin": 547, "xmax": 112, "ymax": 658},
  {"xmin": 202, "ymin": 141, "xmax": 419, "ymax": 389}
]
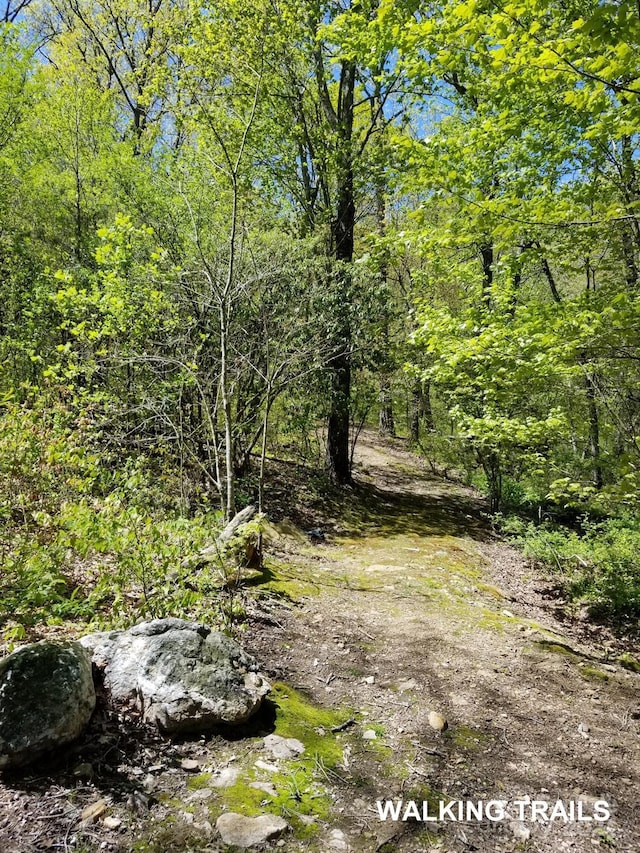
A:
[
  {"xmin": 245, "ymin": 432, "xmax": 640, "ymax": 853},
  {"xmin": 1, "ymin": 432, "xmax": 639, "ymax": 853}
]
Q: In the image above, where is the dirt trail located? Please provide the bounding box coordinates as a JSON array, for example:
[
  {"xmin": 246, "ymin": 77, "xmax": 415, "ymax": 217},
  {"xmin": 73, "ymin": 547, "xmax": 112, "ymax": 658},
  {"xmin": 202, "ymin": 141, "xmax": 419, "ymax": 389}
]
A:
[
  {"xmin": 1, "ymin": 433, "xmax": 638, "ymax": 853},
  {"xmin": 247, "ymin": 432, "xmax": 640, "ymax": 853}
]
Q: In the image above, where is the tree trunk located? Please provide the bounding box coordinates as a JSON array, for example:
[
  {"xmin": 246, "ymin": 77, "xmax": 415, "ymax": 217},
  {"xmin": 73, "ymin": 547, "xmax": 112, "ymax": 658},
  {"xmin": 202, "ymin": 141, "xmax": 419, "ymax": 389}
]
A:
[
  {"xmin": 585, "ymin": 371, "xmax": 603, "ymax": 489},
  {"xmin": 325, "ymin": 61, "xmax": 355, "ymax": 484},
  {"xmin": 480, "ymin": 242, "xmax": 493, "ymax": 308},
  {"xmin": 379, "ymin": 375, "xmax": 395, "ymax": 436},
  {"xmin": 409, "ymin": 380, "xmax": 423, "ymax": 444}
]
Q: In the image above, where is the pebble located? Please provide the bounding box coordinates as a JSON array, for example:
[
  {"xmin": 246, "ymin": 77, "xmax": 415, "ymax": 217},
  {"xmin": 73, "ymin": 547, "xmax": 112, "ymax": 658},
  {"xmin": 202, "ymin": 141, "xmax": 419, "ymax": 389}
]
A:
[
  {"xmin": 216, "ymin": 813, "xmax": 289, "ymax": 847},
  {"xmin": 362, "ymin": 729, "xmax": 377, "ymax": 740},
  {"xmin": 210, "ymin": 766, "xmax": 240, "ymax": 787},
  {"xmin": 510, "ymin": 820, "xmax": 531, "ymax": 841},
  {"xmin": 327, "ymin": 828, "xmax": 349, "ymax": 851},
  {"xmin": 428, "ymin": 711, "xmax": 448, "ymax": 731},
  {"xmin": 263, "ymin": 734, "xmax": 305, "ymax": 759},
  {"xmin": 255, "ymin": 759, "xmax": 279, "ymax": 774}
]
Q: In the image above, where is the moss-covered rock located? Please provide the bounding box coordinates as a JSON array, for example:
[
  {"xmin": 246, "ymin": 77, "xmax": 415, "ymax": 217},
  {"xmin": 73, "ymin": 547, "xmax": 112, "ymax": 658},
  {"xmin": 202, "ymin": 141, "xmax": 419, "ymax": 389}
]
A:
[{"xmin": 0, "ymin": 640, "xmax": 95, "ymax": 769}]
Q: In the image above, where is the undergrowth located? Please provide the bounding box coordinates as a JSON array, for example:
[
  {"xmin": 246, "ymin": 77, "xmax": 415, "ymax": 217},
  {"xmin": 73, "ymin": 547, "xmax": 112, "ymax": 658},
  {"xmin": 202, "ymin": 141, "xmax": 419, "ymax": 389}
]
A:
[
  {"xmin": 500, "ymin": 514, "xmax": 640, "ymax": 628},
  {"xmin": 0, "ymin": 397, "xmax": 245, "ymax": 646}
]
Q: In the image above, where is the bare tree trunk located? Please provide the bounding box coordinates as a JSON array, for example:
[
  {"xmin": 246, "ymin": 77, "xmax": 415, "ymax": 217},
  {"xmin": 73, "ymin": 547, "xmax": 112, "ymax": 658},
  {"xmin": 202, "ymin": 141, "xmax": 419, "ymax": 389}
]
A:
[
  {"xmin": 480, "ymin": 242, "xmax": 493, "ymax": 308},
  {"xmin": 585, "ymin": 371, "xmax": 603, "ymax": 489},
  {"xmin": 325, "ymin": 60, "xmax": 355, "ymax": 484},
  {"xmin": 410, "ymin": 380, "xmax": 423, "ymax": 444},
  {"xmin": 379, "ymin": 376, "xmax": 395, "ymax": 436}
]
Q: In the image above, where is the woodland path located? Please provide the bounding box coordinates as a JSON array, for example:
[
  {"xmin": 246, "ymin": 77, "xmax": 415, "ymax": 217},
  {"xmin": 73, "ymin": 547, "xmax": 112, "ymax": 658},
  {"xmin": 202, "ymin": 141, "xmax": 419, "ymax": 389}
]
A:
[
  {"xmin": 1, "ymin": 433, "xmax": 639, "ymax": 853},
  {"xmin": 246, "ymin": 431, "xmax": 640, "ymax": 853}
]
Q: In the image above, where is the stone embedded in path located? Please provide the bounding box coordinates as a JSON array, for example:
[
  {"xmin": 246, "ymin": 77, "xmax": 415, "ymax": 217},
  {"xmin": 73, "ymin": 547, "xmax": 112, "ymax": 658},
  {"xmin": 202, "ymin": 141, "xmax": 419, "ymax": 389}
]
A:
[
  {"xmin": 0, "ymin": 640, "xmax": 95, "ymax": 770},
  {"xmin": 326, "ymin": 828, "xmax": 350, "ymax": 851},
  {"xmin": 263, "ymin": 733, "xmax": 305, "ymax": 759},
  {"xmin": 216, "ymin": 812, "xmax": 289, "ymax": 848},
  {"xmin": 428, "ymin": 711, "xmax": 448, "ymax": 732},
  {"xmin": 210, "ymin": 766, "xmax": 240, "ymax": 787},
  {"xmin": 80, "ymin": 618, "xmax": 269, "ymax": 734}
]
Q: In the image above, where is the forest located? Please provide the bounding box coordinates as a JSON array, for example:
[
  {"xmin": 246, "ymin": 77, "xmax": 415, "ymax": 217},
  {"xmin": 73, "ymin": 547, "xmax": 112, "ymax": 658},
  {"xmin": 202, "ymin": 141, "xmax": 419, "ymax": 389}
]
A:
[{"xmin": 1, "ymin": 0, "xmax": 640, "ymax": 641}]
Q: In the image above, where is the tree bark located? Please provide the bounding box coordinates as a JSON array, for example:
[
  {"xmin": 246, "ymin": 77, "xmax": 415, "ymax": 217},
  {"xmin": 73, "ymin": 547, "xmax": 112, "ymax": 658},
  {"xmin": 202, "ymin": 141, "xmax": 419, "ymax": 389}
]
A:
[{"xmin": 325, "ymin": 60, "xmax": 355, "ymax": 484}]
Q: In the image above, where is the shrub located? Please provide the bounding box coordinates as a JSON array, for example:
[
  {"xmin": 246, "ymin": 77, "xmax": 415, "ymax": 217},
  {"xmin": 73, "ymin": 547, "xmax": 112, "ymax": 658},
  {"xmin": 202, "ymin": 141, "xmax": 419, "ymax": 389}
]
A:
[{"xmin": 502, "ymin": 514, "xmax": 640, "ymax": 627}]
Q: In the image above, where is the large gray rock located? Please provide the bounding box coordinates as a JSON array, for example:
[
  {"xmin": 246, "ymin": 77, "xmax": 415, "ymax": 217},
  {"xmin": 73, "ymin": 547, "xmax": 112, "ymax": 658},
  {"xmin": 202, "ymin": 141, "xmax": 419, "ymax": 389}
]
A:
[
  {"xmin": 80, "ymin": 618, "xmax": 269, "ymax": 734},
  {"xmin": 216, "ymin": 813, "xmax": 289, "ymax": 848},
  {"xmin": 0, "ymin": 641, "xmax": 95, "ymax": 770}
]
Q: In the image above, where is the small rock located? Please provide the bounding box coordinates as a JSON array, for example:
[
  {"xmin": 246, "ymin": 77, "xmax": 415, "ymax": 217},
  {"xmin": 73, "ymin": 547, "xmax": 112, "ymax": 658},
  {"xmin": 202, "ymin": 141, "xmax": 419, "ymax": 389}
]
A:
[
  {"xmin": 362, "ymin": 729, "xmax": 377, "ymax": 740},
  {"xmin": 510, "ymin": 821, "xmax": 531, "ymax": 841},
  {"xmin": 216, "ymin": 813, "xmax": 289, "ymax": 847},
  {"xmin": 80, "ymin": 799, "xmax": 107, "ymax": 826},
  {"xmin": 397, "ymin": 679, "xmax": 417, "ymax": 693},
  {"xmin": 263, "ymin": 734, "xmax": 305, "ymax": 759},
  {"xmin": 327, "ymin": 827, "xmax": 349, "ymax": 850},
  {"xmin": 181, "ymin": 758, "xmax": 201, "ymax": 772},
  {"xmin": 190, "ymin": 788, "xmax": 214, "ymax": 801},
  {"xmin": 428, "ymin": 711, "xmax": 448, "ymax": 732},
  {"xmin": 210, "ymin": 766, "xmax": 240, "ymax": 787},
  {"xmin": 103, "ymin": 816, "xmax": 122, "ymax": 830},
  {"xmin": 363, "ymin": 676, "xmax": 375, "ymax": 685},
  {"xmin": 127, "ymin": 791, "xmax": 149, "ymax": 813},
  {"xmin": 255, "ymin": 759, "xmax": 279, "ymax": 773},
  {"xmin": 143, "ymin": 774, "xmax": 156, "ymax": 791}
]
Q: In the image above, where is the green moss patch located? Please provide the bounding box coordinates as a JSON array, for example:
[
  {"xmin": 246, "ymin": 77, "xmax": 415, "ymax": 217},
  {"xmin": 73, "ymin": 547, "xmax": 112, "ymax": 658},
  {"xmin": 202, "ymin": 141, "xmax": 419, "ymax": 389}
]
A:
[
  {"xmin": 617, "ymin": 652, "xmax": 640, "ymax": 673},
  {"xmin": 533, "ymin": 639, "xmax": 581, "ymax": 658},
  {"xmin": 449, "ymin": 725, "xmax": 489, "ymax": 750},
  {"xmin": 186, "ymin": 772, "xmax": 212, "ymax": 790},
  {"xmin": 579, "ymin": 665, "xmax": 609, "ymax": 682},
  {"xmin": 212, "ymin": 683, "xmax": 353, "ymax": 839},
  {"xmin": 270, "ymin": 682, "xmax": 349, "ymax": 766},
  {"xmin": 258, "ymin": 559, "xmax": 322, "ymax": 600}
]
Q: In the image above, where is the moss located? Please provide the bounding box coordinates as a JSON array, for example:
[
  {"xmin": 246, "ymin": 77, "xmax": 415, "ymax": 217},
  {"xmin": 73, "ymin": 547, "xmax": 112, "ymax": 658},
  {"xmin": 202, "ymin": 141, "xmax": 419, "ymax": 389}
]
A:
[
  {"xmin": 533, "ymin": 640, "xmax": 579, "ymax": 658},
  {"xmin": 186, "ymin": 772, "xmax": 212, "ymax": 790},
  {"xmin": 617, "ymin": 652, "xmax": 640, "ymax": 673},
  {"xmin": 449, "ymin": 725, "xmax": 489, "ymax": 750},
  {"xmin": 212, "ymin": 683, "xmax": 353, "ymax": 840},
  {"xmin": 471, "ymin": 607, "xmax": 509, "ymax": 633},
  {"xmin": 258, "ymin": 559, "xmax": 321, "ymax": 600},
  {"xmin": 579, "ymin": 665, "xmax": 609, "ymax": 682},
  {"xmin": 130, "ymin": 813, "xmax": 209, "ymax": 853},
  {"xmin": 269, "ymin": 682, "xmax": 349, "ymax": 766}
]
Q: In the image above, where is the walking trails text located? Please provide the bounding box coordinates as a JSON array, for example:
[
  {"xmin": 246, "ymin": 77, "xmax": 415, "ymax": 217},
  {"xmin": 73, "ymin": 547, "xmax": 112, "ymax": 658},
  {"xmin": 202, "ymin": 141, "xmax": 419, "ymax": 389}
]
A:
[{"xmin": 376, "ymin": 799, "xmax": 610, "ymax": 824}]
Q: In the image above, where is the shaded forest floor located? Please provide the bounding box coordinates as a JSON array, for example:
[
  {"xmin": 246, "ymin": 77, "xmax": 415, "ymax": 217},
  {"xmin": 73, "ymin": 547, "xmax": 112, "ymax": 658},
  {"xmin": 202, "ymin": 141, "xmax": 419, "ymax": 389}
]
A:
[{"xmin": 1, "ymin": 431, "xmax": 639, "ymax": 852}]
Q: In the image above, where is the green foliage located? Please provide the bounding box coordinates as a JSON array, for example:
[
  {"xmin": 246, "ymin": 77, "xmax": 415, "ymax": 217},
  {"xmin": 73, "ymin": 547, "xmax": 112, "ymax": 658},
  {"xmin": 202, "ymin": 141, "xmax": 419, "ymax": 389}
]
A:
[
  {"xmin": 0, "ymin": 395, "xmax": 228, "ymax": 638},
  {"xmin": 502, "ymin": 515, "xmax": 640, "ymax": 626},
  {"xmin": 0, "ymin": 0, "xmax": 639, "ymax": 637}
]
